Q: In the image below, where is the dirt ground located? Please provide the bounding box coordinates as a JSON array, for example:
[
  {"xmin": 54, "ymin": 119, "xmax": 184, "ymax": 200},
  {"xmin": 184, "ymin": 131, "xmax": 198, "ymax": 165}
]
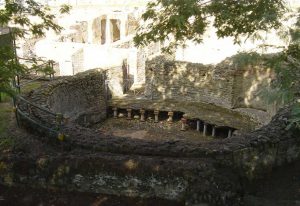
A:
[{"xmin": 94, "ymin": 117, "xmax": 216, "ymax": 143}]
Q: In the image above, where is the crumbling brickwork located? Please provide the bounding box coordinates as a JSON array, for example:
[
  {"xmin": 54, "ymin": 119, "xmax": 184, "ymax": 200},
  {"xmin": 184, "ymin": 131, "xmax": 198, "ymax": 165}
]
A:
[
  {"xmin": 68, "ymin": 21, "xmax": 88, "ymax": 43},
  {"xmin": 145, "ymin": 56, "xmax": 234, "ymax": 108},
  {"xmin": 145, "ymin": 56, "xmax": 274, "ymax": 111}
]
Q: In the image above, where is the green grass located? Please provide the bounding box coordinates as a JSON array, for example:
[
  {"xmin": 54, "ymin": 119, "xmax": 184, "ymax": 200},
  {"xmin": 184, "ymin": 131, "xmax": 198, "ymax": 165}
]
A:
[
  {"xmin": 0, "ymin": 102, "xmax": 14, "ymax": 151},
  {"xmin": 21, "ymin": 81, "xmax": 42, "ymax": 94},
  {"xmin": 0, "ymin": 81, "xmax": 42, "ymax": 152},
  {"xmin": 0, "ymin": 92, "xmax": 10, "ymax": 102},
  {"xmin": 0, "ymin": 81, "xmax": 42, "ymax": 102},
  {"xmin": 0, "ymin": 81, "xmax": 42, "ymax": 133},
  {"xmin": 0, "ymin": 103, "xmax": 12, "ymax": 136}
]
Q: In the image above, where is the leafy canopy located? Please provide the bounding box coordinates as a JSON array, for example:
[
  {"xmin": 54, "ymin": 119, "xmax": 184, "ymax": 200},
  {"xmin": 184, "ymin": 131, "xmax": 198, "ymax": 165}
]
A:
[
  {"xmin": 134, "ymin": 0, "xmax": 287, "ymax": 51},
  {"xmin": 0, "ymin": 0, "xmax": 71, "ymax": 38},
  {"xmin": 268, "ymin": 9, "xmax": 300, "ymax": 129},
  {"xmin": 0, "ymin": 0, "xmax": 71, "ymax": 97}
]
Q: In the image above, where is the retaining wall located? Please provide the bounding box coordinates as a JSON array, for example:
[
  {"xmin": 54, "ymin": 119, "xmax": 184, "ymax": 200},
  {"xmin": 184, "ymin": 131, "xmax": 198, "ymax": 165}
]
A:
[
  {"xmin": 145, "ymin": 56, "xmax": 274, "ymax": 110},
  {"xmin": 12, "ymin": 68, "xmax": 300, "ymax": 206}
]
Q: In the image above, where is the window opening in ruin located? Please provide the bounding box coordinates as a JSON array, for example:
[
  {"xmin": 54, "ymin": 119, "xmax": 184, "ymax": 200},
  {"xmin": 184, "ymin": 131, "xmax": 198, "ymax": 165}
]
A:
[
  {"xmin": 122, "ymin": 59, "xmax": 133, "ymax": 94},
  {"xmin": 110, "ymin": 19, "xmax": 121, "ymax": 42},
  {"xmin": 101, "ymin": 19, "xmax": 106, "ymax": 44}
]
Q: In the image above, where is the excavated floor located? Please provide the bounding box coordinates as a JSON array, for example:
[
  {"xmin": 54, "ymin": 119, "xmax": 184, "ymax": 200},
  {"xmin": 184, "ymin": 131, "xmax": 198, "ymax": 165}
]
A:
[
  {"xmin": 92, "ymin": 117, "xmax": 215, "ymax": 143},
  {"xmin": 109, "ymin": 95, "xmax": 265, "ymax": 132}
]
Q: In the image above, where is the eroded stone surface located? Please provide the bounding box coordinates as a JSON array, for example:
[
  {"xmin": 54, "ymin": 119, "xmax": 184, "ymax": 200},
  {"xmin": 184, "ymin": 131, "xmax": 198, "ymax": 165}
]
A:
[{"xmin": 13, "ymin": 69, "xmax": 300, "ymax": 205}]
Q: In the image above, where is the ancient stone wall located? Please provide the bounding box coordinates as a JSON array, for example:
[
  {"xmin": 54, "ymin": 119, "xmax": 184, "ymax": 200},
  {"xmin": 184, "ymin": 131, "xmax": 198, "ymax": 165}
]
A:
[
  {"xmin": 12, "ymin": 68, "xmax": 300, "ymax": 205},
  {"xmin": 71, "ymin": 48, "xmax": 84, "ymax": 74},
  {"xmin": 92, "ymin": 17, "xmax": 102, "ymax": 44},
  {"xmin": 232, "ymin": 66, "xmax": 274, "ymax": 110},
  {"xmin": 12, "ymin": 97, "xmax": 300, "ymax": 206},
  {"xmin": 106, "ymin": 66, "xmax": 125, "ymax": 96},
  {"xmin": 68, "ymin": 21, "xmax": 88, "ymax": 43},
  {"xmin": 47, "ymin": 70, "xmax": 107, "ymax": 125},
  {"xmin": 145, "ymin": 56, "xmax": 234, "ymax": 108},
  {"xmin": 144, "ymin": 56, "xmax": 274, "ymax": 110},
  {"xmin": 136, "ymin": 42, "xmax": 162, "ymax": 84},
  {"xmin": 18, "ymin": 69, "xmax": 108, "ymax": 130},
  {"xmin": 127, "ymin": 14, "xmax": 139, "ymax": 36}
]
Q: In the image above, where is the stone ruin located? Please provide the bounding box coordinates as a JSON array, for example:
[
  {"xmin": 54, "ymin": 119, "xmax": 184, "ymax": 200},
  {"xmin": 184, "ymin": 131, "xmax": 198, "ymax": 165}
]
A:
[
  {"xmin": 8, "ymin": 55, "xmax": 300, "ymax": 205},
  {"xmin": 3, "ymin": 1, "xmax": 300, "ymax": 205}
]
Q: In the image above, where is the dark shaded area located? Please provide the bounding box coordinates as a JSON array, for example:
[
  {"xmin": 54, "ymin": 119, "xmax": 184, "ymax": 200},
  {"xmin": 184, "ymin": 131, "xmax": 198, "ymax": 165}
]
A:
[
  {"xmin": 0, "ymin": 186, "xmax": 183, "ymax": 206},
  {"xmin": 244, "ymin": 160, "xmax": 300, "ymax": 206}
]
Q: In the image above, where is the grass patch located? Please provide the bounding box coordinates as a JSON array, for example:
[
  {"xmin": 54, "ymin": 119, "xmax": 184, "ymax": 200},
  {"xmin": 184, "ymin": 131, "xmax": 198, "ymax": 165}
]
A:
[
  {"xmin": 0, "ymin": 92, "xmax": 11, "ymax": 103},
  {"xmin": 0, "ymin": 136, "xmax": 15, "ymax": 151},
  {"xmin": 0, "ymin": 81, "xmax": 42, "ymax": 152},
  {"xmin": 0, "ymin": 103, "xmax": 17, "ymax": 151},
  {"xmin": 21, "ymin": 81, "xmax": 42, "ymax": 94},
  {"xmin": 0, "ymin": 103, "xmax": 13, "ymax": 136}
]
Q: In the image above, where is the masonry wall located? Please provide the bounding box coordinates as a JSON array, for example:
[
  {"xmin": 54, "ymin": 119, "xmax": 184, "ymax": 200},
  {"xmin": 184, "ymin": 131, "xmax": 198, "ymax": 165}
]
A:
[
  {"xmin": 46, "ymin": 69, "xmax": 107, "ymax": 124},
  {"xmin": 232, "ymin": 66, "xmax": 274, "ymax": 110},
  {"xmin": 136, "ymin": 42, "xmax": 162, "ymax": 84},
  {"xmin": 145, "ymin": 56, "xmax": 274, "ymax": 111},
  {"xmin": 145, "ymin": 56, "xmax": 235, "ymax": 108},
  {"xmin": 68, "ymin": 21, "xmax": 88, "ymax": 43},
  {"xmin": 92, "ymin": 17, "xmax": 102, "ymax": 44},
  {"xmin": 71, "ymin": 48, "xmax": 84, "ymax": 74}
]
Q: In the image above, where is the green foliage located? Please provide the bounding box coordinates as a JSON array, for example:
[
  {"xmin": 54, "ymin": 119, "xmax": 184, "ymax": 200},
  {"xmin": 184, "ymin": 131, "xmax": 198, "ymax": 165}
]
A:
[
  {"xmin": 0, "ymin": 0, "xmax": 71, "ymax": 97},
  {"xmin": 0, "ymin": 0, "xmax": 71, "ymax": 38},
  {"xmin": 134, "ymin": 0, "xmax": 287, "ymax": 52},
  {"xmin": 287, "ymin": 102, "xmax": 300, "ymax": 129},
  {"xmin": 231, "ymin": 52, "xmax": 265, "ymax": 67},
  {"xmin": 59, "ymin": 4, "xmax": 72, "ymax": 14},
  {"xmin": 0, "ymin": 46, "xmax": 23, "ymax": 96},
  {"xmin": 263, "ymin": 9, "xmax": 300, "ymax": 129},
  {"xmin": 0, "ymin": 102, "xmax": 11, "ymax": 136},
  {"xmin": 21, "ymin": 81, "xmax": 41, "ymax": 93}
]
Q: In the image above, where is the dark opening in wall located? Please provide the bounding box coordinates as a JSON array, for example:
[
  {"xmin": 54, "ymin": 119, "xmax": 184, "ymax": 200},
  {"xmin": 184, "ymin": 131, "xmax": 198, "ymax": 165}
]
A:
[
  {"xmin": 216, "ymin": 126, "xmax": 235, "ymax": 138},
  {"xmin": 101, "ymin": 19, "xmax": 106, "ymax": 44},
  {"xmin": 157, "ymin": 111, "xmax": 168, "ymax": 121},
  {"xmin": 187, "ymin": 119, "xmax": 198, "ymax": 130},
  {"xmin": 111, "ymin": 19, "xmax": 121, "ymax": 42},
  {"xmin": 206, "ymin": 124, "xmax": 213, "ymax": 136},
  {"xmin": 173, "ymin": 112, "xmax": 184, "ymax": 121}
]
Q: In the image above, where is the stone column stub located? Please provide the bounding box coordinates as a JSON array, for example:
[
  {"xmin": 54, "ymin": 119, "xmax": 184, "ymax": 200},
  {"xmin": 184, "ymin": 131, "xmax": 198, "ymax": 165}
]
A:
[
  {"xmin": 227, "ymin": 129, "xmax": 233, "ymax": 138},
  {"xmin": 181, "ymin": 117, "xmax": 187, "ymax": 131},
  {"xmin": 154, "ymin": 109, "xmax": 159, "ymax": 123},
  {"xmin": 203, "ymin": 123, "xmax": 208, "ymax": 136},
  {"xmin": 212, "ymin": 125, "xmax": 216, "ymax": 137},
  {"xmin": 196, "ymin": 120, "xmax": 201, "ymax": 131},
  {"xmin": 127, "ymin": 108, "xmax": 132, "ymax": 120},
  {"xmin": 140, "ymin": 109, "xmax": 146, "ymax": 122},
  {"xmin": 167, "ymin": 111, "xmax": 174, "ymax": 123}
]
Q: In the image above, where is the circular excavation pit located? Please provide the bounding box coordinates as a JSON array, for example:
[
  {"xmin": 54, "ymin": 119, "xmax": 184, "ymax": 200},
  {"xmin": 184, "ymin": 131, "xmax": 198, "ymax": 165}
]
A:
[
  {"xmin": 13, "ymin": 69, "xmax": 300, "ymax": 206},
  {"xmin": 95, "ymin": 108, "xmax": 236, "ymax": 143}
]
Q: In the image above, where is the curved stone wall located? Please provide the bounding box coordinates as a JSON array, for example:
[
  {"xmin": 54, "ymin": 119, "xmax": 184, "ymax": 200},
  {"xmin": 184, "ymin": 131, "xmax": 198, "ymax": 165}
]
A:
[
  {"xmin": 47, "ymin": 70, "xmax": 107, "ymax": 125},
  {"xmin": 14, "ymin": 69, "xmax": 300, "ymax": 206},
  {"xmin": 19, "ymin": 69, "xmax": 107, "ymax": 130}
]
